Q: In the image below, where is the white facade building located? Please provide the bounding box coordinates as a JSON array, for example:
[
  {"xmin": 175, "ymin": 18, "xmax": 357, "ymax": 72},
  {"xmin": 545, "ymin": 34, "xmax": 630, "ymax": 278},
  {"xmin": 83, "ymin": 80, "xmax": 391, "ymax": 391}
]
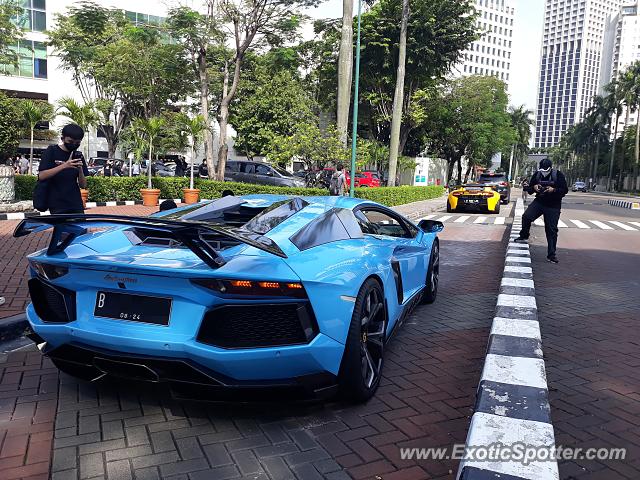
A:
[
  {"xmin": 534, "ymin": 0, "xmax": 623, "ymax": 149},
  {"xmin": 607, "ymin": 1, "xmax": 640, "ymax": 133},
  {"xmin": 453, "ymin": 0, "xmax": 516, "ymax": 88},
  {"xmin": 0, "ymin": 0, "xmax": 234, "ymax": 163}
]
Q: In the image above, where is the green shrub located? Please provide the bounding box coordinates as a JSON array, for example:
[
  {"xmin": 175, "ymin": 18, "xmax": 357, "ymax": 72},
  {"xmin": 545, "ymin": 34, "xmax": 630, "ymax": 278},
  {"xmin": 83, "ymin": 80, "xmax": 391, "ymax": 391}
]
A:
[
  {"xmin": 14, "ymin": 174, "xmax": 37, "ymax": 201},
  {"xmin": 14, "ymin": 175, "xmax": 444, "ymax": 207}
]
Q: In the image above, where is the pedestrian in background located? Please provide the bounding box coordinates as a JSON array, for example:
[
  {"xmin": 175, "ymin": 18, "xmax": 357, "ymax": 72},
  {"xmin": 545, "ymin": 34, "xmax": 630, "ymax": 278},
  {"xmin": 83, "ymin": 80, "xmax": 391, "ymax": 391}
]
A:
[
  {"xmin": 18, "ymin": 155, "xmax": 29, "ymax": 175},
  {"xmin": 329, "ymin": 163, "xmax": 348, "ymax": 196},
  {"xmin": 36, "ymin": 124, "xmax": 89, "ymax": 214},
  {"xmin": 514, "ymin": 158, "xmax": 568, "ymax": 264}
]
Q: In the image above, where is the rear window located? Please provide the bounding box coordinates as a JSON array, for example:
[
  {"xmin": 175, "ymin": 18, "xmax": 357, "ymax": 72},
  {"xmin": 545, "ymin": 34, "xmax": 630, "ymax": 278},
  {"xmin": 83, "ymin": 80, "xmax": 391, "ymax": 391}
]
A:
[
  {"xmin": 243, "ymin": 198, "xmax": 309, "ymax": 234},
  {"xmin": 479, "ymin": 174, "xmax": 507, "ymax": 183}
]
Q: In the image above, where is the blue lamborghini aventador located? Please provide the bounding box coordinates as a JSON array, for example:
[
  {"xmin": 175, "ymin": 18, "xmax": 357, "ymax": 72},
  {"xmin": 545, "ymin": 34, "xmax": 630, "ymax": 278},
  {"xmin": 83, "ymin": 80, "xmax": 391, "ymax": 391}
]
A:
[{"xmin": 15, "ymin": 194, "xmax": 443, "ymax": 402}]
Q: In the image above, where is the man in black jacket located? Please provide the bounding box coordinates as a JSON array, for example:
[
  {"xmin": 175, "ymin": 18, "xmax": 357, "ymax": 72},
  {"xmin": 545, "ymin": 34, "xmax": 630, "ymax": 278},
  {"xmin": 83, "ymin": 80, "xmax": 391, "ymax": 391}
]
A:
[{"xmin": 514, "ymin": 158, "xmax": 569, "ymax": 263}]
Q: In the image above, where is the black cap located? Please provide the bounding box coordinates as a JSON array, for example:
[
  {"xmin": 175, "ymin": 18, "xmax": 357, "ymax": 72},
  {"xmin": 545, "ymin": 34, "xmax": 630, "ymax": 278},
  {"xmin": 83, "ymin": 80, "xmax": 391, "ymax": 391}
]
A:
[{"xmin": 539, "ymin": 158, "xmax": 552, "ymax": 170}]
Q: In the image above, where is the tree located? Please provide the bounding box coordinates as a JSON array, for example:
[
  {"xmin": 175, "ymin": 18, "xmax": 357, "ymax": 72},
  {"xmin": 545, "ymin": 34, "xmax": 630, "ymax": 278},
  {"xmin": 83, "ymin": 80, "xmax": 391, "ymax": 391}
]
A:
[
  {"xmin": 132, "ymin": 117, "xmax": 165, "ymax": 189},
  {"xmin": 177, "ymin": 113, "xmax": 208, "ymax": 190},
  {"xmin": 584, "ymin": 94, "xmax": 610, "ymax": 183},
  {"xmin": 230, "ymin": 55, "xmax": 316, "ymax": 158},
  {"xmin": 420, "ymin": 76, "xmax": 514, "ymax": 184},
  {"xmin": 508, "ymin": 105, "xmax": 534, "ymax": 180},
  {"xmin": 346, "ymin": 0, "xmax": 477, "ymax": 154},
  {"xmin": 336, "ymin": 0, "xmax": 354, "ymax": 146},
  {"xmin": 166, "ymin": 6, "xmax": 225, "ymax": 179},
  {"xmin": 215, "ymin": 0, "xmax": 319, "ymax": 181},
  {"xmin": 266, "ymin": 123, "xmax": 348, "ymax": 171},
  {"xmin": 0, "ymin": 2, "xmax": 21, "ymax": 67},
  {"xmin": 57, "ymin": 97, "xmax": 99, "ymax": 160},
  {"xmin": 604, "ymin": 81, "xmax": 624, "ymax": 191},
  {"xmin": 387, "ymin": 0, "xmax": 410, "ymax": 186},
  {"xmin": 19, "ymin": 100, "xmax": 55, "ymax": 174},
  {"xmin": 0, "ymin": 92, "xmax": 21, "ymax": 162},
  {"xmin": 49, "ymin": 2, "xmax": 191, "ymax": 157}
]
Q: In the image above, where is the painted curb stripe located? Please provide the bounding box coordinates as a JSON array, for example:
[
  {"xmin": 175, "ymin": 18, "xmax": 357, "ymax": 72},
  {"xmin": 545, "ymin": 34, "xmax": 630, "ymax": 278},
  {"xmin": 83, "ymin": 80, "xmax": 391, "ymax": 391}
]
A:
[
  {"xmin": 476, "ymin": 380, "xmax": 551, "ymax": 424},
  {"xmin": 487, "ymin": 334, "xmax": 543, "ymax": 359},
  {"xmin": 460, "ymin": 413, "xmax": 558, "ymax": 480},
  {"xmin": 505, "ymin": 256, "xmax": 531, "ymax": 264},
  {"xmin": 459, "ymin": 466, "xmax": 531, "ymax": 480},
  {"xmin": 495, "ymin": 305, "xmax": 537, "ymax": 321},
  {"xmin": 490, "ymin": 317, "xmax": 541, "ymax": 340},
  {"xmin": 499, "ymin": 285, "xmax": 536, "ymax": 297},
  {"xmin": 497, "ymin": 294, "xmax": 537, "ymax": 309},
  {"xmin": 481, "ymin": 354, "xmax": 548, "ymax": 389},
  {"xmin": 504, "ymin": 265, "xmax": 532, "ymax": 274},
  {"xmin": 501, "ymin": 278, "xmax": 534, "ymax": 289}
]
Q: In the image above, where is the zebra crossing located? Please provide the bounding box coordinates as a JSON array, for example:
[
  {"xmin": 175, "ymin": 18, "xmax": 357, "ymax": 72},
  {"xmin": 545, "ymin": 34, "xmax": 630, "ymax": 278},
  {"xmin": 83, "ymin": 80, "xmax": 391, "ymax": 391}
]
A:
[{"xmin": 418, "ymin": 213, "xmax": 640, "ymax": 231}]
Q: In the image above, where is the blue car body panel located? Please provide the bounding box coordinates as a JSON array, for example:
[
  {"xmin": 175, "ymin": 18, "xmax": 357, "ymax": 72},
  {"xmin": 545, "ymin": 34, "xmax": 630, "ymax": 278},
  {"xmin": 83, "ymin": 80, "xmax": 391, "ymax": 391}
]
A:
[{"xmin": 20, "ymin": 194, "xmax": 439, "ymax": 388}]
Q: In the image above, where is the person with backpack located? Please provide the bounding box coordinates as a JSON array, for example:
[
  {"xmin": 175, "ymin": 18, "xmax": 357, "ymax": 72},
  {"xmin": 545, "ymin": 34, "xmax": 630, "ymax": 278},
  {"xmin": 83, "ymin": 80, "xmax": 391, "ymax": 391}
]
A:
[
  {"xmin": 329, "ymin": 163, "xmax": 348, "ymax": 196},
  {"xmin": 514, "ymin": 158, "xmax": 568, "ymax": 264},
  {"xmin": 35, "ymin": 124, "xmax": 89, "ymax": 214}
]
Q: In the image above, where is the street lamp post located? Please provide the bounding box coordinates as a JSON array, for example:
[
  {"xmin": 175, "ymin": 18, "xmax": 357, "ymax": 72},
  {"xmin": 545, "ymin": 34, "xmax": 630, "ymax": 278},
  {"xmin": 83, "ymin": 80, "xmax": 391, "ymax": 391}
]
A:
[{"xmin": 349, "ymin": 0, "xmax": 363, "ymax": 198}]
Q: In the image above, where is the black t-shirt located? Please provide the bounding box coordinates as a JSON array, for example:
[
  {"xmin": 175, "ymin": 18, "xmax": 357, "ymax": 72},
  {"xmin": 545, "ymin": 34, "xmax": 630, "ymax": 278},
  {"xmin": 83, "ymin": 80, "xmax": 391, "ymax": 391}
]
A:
[
  {"xmin": 38, "ymin": 145, "xmax": 89, "ymax": 214},
  {"xmin": 525, "ymin": 169, "xmax": 569, "ymax": 209}
]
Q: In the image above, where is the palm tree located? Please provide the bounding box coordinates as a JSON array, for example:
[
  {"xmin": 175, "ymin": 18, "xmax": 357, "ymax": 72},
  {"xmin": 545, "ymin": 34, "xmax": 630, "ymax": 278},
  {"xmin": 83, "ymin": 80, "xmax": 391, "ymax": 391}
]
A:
[
  {"xmin": 19, "ymin": 100, "xmax": 55, "ymax": 174},
  {"xmin": 57, "ymin": 97, "xmax": 98, "ymax": 161},
  {"xmin": 178, "ymin": 113, "xmax": 207, "ymax": 190},
  {"xmin": 584, "ymin": 94, "xmax": 610, "ymax": 184},
  {"xmin": 133, "ymin": 117, "xmax": 165, "ymax": 190},
  {"xmin": 509, "ymin": 105, "xmax": 535, "ymax": 179},
  {"xmin": 604, "ymin": 81, "xmax": 624, "ymax": 191}
]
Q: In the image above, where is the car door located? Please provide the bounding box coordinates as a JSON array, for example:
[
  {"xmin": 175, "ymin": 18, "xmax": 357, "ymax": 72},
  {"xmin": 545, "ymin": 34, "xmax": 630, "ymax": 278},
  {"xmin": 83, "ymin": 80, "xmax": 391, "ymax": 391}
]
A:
[
  {"xmin": 225, "ymin": 161, "xmax": 240, "ymax": 182},
  {"xmin": 355, "ymin": 208, "xmax": 428, "ymax": 304},
  {"xmin": 255, "ymin": 163, "xmax": 277, "ymax": 185},
  {"xmin": 237, "ymin": 161, "xmax": 254, "ymax": 184}
]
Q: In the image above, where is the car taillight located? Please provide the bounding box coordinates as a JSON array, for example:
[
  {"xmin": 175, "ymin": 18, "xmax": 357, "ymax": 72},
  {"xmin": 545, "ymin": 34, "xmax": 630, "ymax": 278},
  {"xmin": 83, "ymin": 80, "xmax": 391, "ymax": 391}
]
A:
[
  {"xmin": 452, "ymin": 192, "xmax": 463, "ymax": 197},
  {"xmin": 29, "ymin": 261, "xmax": 69, "ymax": 280},
  {"xmin": 192, "ymin": 279, "xmax": 307, "ymax": 298},
  {"xmin": 481, "ymin": 192, "xmax": 495, "ymax": 197},
  {"xmin": 500, "ymin": 182, "xmax": 508, "ymax": 186}
]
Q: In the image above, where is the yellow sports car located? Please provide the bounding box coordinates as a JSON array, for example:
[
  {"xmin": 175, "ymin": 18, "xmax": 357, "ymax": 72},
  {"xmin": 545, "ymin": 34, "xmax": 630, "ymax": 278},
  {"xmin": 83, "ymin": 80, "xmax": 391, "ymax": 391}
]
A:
[{"xmin": 447, "ymin": 185, "xmax": 501, "ymax": 214}]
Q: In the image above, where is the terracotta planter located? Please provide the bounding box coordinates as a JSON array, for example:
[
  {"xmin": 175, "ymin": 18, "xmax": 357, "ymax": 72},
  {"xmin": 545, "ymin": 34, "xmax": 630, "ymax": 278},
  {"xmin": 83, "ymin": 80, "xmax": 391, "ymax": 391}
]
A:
[
  {"xmin": 182, "ymin": 188, "xmax": 200, "ymax": 205},
  {"xmin": 80, "ymin": 188, "xmax": 89, "ymax": 209},
  {"xmin": 140, "ymin": 188, "xmax": 161, "ymax": 207}
]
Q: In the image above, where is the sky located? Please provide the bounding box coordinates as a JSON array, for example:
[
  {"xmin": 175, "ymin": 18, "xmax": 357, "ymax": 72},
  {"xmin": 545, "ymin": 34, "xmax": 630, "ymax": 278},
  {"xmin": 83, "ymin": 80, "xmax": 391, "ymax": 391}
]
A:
[{"xmin": 304, "ymin": 0, "xmax": 546, "ymax": 113}]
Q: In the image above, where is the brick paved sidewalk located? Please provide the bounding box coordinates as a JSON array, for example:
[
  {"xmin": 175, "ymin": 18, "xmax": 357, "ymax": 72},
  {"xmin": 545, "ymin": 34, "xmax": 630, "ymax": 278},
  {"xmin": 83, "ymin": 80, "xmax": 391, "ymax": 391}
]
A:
[
  {"xmin": 0, "ymin": 223, "xmax": 507, "ymax": 480},
  {"xmin": 532, "ymin": 230, "xmax": 640, "ymax": 479}
]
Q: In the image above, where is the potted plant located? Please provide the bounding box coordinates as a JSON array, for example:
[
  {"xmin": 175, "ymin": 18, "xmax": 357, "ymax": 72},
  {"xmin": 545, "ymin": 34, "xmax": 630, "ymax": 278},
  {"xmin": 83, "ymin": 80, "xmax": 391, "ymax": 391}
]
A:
[
  {"xmin": 134, "ymin": 117, "xmax": 164, "ymax": 206},
  {"xmin": 179, "ymin": 113, "xmax": 207, "ymax": 204},
  {"xmin": 80, "ymin": 188, "xmax": 89, "ymax": 208}
]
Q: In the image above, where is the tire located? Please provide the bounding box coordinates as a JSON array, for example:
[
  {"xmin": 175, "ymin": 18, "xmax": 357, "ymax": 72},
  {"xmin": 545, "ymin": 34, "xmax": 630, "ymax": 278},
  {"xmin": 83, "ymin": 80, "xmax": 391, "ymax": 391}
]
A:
[
  {"xmin": 421, "ymin": 240, "xmax": 440, "ymax": 304},
  {"xmin": 338, "ymin": 278, "xmax": 387, "ymax": 403},
  {"xmin": 491, "ymin": 202, "xmax": 500, "ymax": 214},
  {"xmin": 446, "ymin": 201, "xmax": 453, "ymax": 213}
]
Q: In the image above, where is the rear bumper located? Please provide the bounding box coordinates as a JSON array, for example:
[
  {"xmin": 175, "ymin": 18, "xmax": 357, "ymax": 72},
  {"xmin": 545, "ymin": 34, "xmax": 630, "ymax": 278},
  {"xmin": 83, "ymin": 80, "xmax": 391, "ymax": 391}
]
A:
[
  {"xmin": 34, "ymin": 337, "xmax": 338, "ymax": 400},
  {"xmin": 26, "ymin": 302, "xmax": 345, "ymax": 382}
]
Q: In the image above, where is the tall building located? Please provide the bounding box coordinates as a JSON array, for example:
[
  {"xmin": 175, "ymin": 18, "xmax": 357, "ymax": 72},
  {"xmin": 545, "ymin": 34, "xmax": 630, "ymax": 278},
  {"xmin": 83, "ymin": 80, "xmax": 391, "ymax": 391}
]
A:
[
  {"xmin": 534, "ymin": 0, "xmax": 623, "ymax": 149},
  {"xmin": 606, "ymin": 1, "xmax": 640, "ymax": 132},
  {"xmin": 454, "ymin": 0, "xmax": 516, "ymax": 88}
]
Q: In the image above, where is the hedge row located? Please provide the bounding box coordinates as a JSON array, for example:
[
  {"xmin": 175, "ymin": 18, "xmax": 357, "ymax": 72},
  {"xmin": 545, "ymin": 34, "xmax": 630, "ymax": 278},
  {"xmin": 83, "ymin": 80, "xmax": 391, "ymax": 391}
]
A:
[{"xmin": 14, "ymin": 175, "xmax": 444, "ymax": 208}]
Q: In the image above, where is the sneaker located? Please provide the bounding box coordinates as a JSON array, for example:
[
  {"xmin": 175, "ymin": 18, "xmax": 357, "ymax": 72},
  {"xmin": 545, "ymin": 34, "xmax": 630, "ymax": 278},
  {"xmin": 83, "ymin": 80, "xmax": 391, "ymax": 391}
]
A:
[
  {"xmin": 547, "ymin": 255, "xmax": 559, "ymax": 264},
  {"xmin": 513, "ymin": 237, "xmax": 528, "ymax": 244}
]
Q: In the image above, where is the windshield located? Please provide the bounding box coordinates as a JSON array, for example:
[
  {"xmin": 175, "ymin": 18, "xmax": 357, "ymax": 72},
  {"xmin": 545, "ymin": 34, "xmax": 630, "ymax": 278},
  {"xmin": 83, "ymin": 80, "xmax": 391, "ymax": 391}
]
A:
[{"xmin": 273, "ymin": 166, "xmax": 293, "ymax": 177}]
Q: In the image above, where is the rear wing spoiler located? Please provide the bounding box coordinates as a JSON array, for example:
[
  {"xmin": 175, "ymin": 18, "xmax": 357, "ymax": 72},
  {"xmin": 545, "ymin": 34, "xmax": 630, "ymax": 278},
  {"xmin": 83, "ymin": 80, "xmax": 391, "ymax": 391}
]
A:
[{"xmin": 13, "ymin": 214, "xmax": 287, "ymax": 269}]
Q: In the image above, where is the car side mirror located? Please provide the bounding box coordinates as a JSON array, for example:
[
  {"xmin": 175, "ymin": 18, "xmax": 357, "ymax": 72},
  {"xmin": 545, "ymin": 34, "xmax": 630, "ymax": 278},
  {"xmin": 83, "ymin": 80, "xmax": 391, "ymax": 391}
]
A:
[{"xmin": 418, "ymin": 220, "xmax": 444, "ymax": 233}]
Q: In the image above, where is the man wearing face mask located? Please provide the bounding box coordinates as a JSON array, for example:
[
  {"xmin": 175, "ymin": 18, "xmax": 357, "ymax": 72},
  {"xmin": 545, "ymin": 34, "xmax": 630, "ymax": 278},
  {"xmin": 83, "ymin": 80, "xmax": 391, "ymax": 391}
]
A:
[
  {"xmin": 514, "ymin": 158, "xmax": 568, "ymax": 263},
  {"xmin": 37, "ymin": 124, "xmax": 90, "ymax": 214}
]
